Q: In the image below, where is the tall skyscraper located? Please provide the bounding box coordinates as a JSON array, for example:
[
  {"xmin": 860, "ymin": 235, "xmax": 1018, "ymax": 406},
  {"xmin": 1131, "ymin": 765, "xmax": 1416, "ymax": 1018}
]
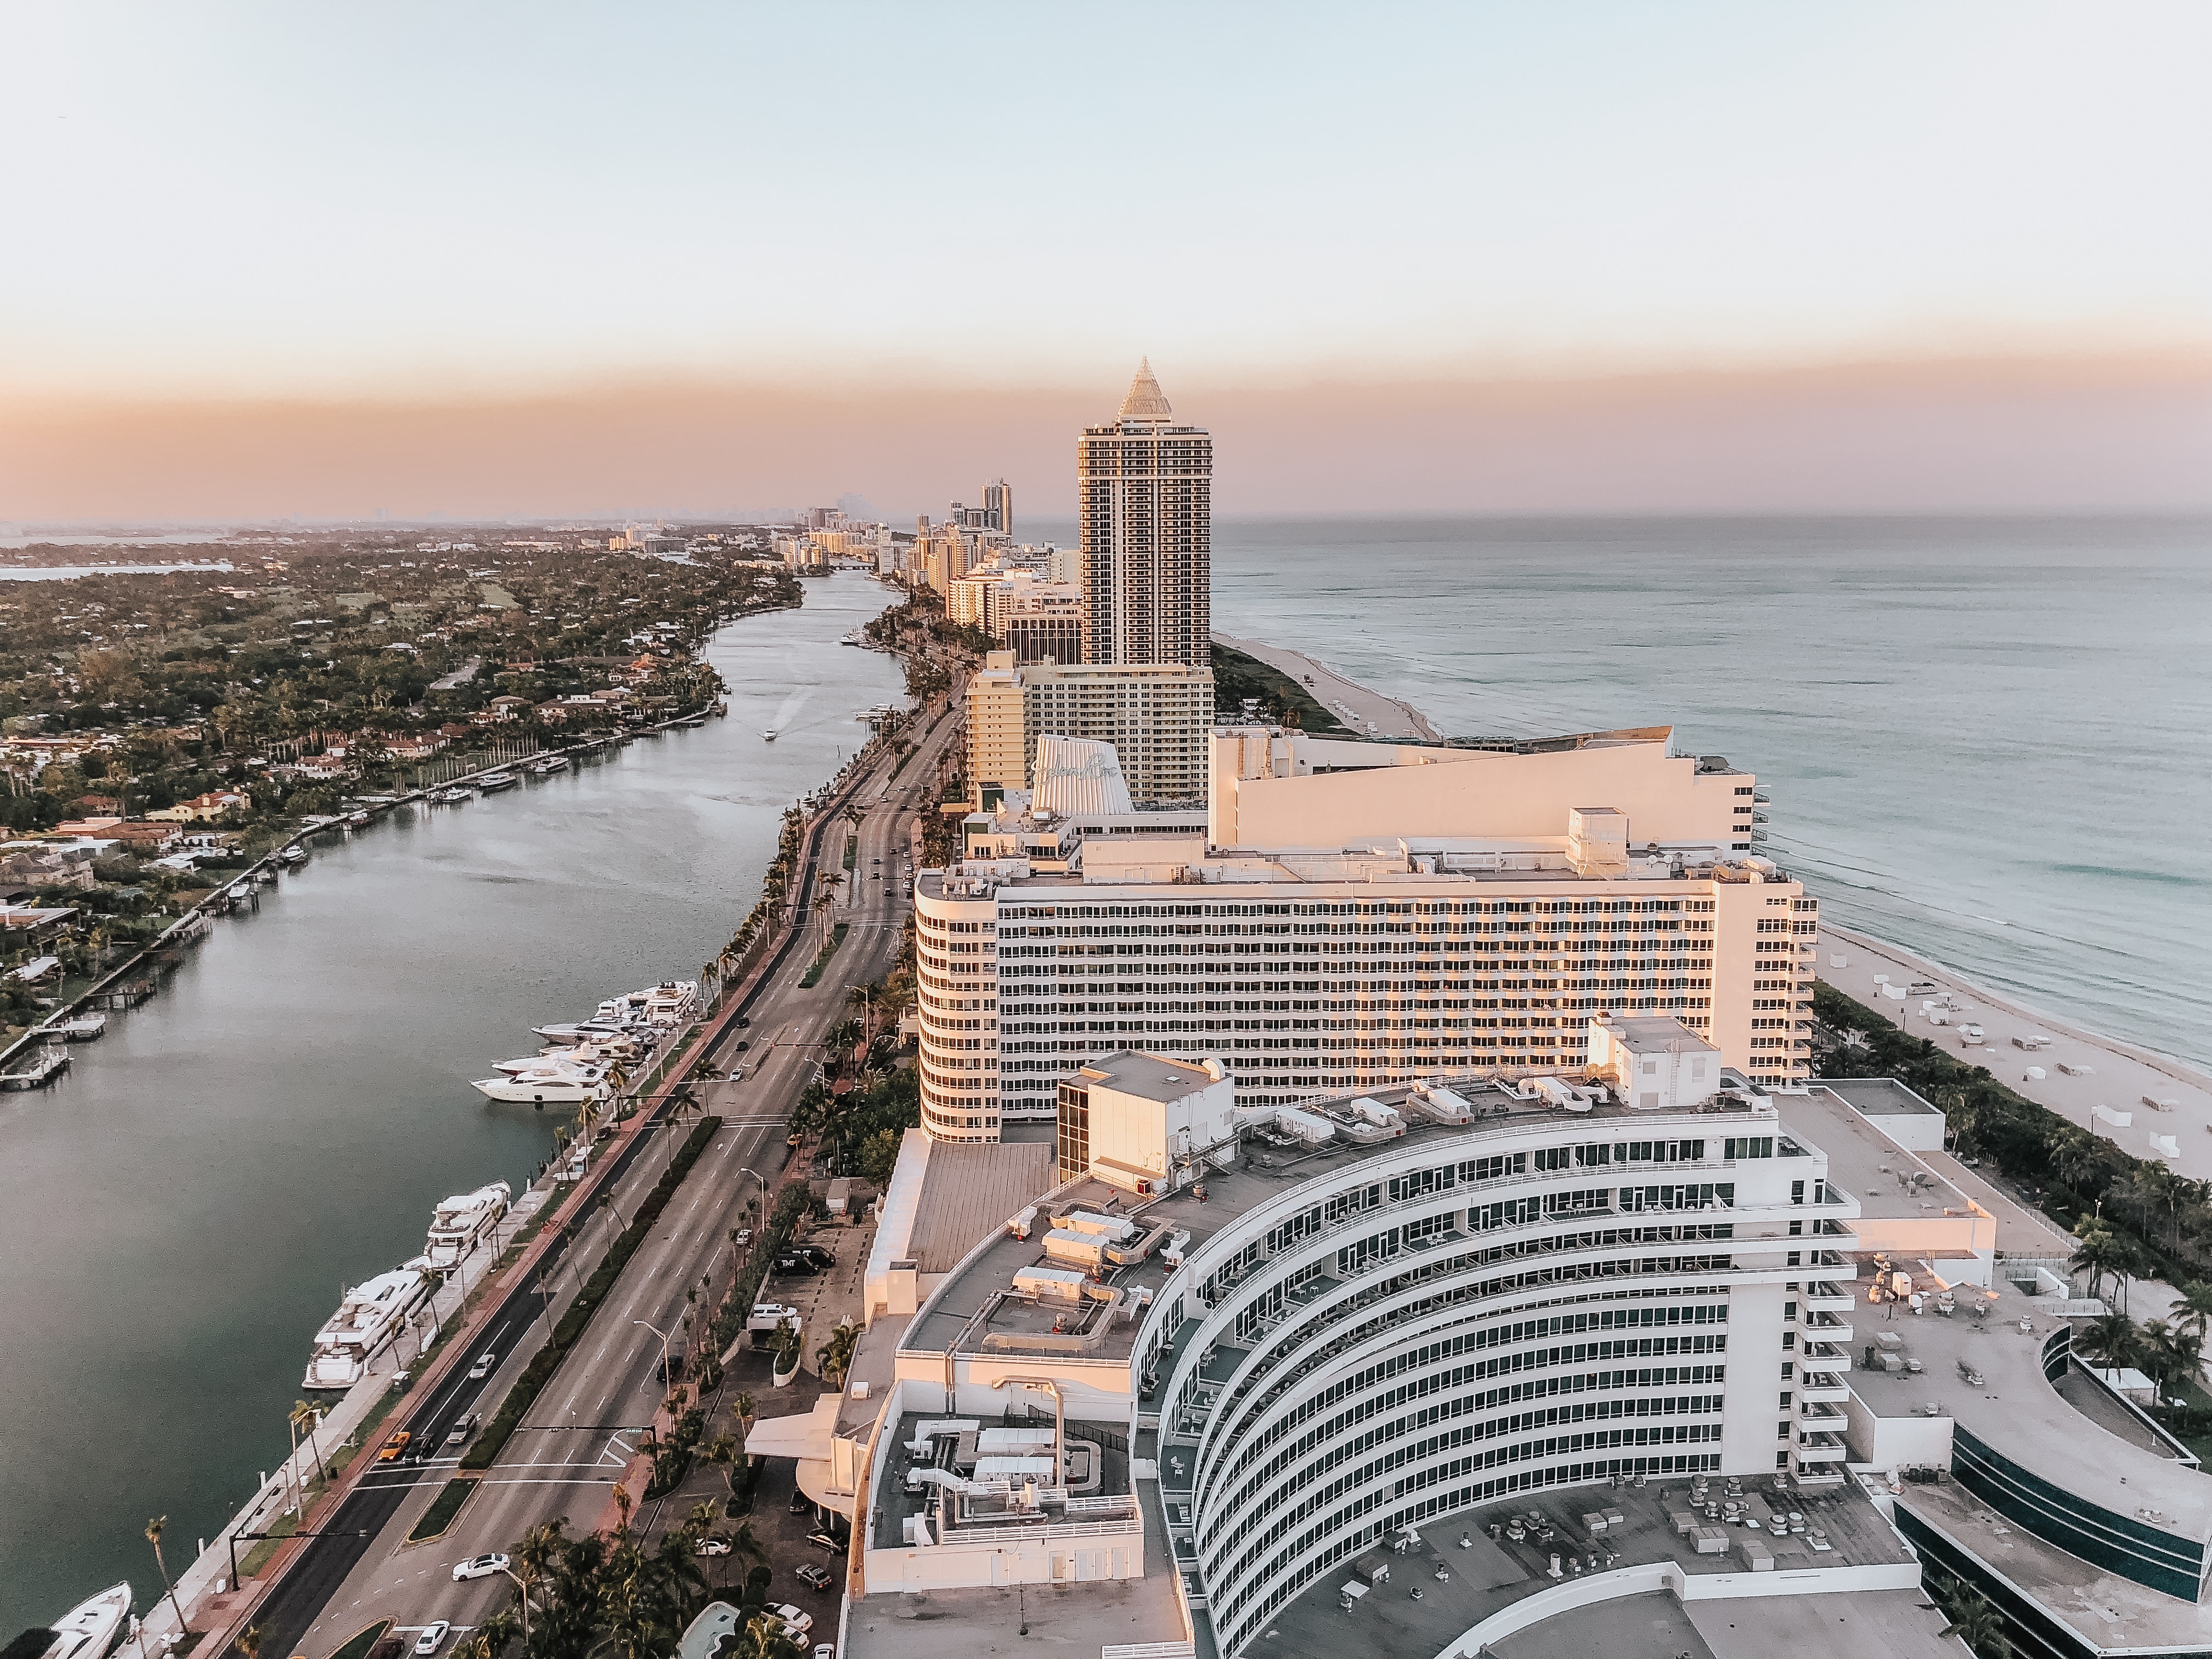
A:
[
  {"xmin": 1078, "ymin": 359, "xmax": 1211, "ymax": 668},
  {"xmin": 982, "ymin": 477, "xmax": 1012, "ymax": 538}
]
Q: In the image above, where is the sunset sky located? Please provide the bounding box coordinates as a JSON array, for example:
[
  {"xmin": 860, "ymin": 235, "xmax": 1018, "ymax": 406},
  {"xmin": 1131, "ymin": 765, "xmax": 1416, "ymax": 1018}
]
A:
[{"xmin": 4, "ymin": 3, "xmax": 2208, "ymax": 521}]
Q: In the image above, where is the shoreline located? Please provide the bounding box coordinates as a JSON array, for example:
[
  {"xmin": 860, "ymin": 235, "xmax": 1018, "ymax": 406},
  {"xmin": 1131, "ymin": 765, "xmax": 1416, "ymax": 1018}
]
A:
[
  {"xmin": 1224, "ymin": 627, "xmax": 2212, "ymax": 1162},
  {"xmin": 1816, "ymin": 919, "xmax": 2212, "ymax": 1181}
]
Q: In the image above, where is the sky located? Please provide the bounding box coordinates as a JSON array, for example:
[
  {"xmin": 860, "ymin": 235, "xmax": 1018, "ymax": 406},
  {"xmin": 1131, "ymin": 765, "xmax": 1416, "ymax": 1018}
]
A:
[{"xmin": 3, "ymin": 2, "xmax": 2209, "ymax": 521}]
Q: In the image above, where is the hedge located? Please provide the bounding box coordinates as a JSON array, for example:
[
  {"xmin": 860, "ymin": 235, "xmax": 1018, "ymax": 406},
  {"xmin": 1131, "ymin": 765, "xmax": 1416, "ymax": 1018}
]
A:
[{"xmin": 462, "ymin": 1116, "xmax": 723, "ymax": 1470}]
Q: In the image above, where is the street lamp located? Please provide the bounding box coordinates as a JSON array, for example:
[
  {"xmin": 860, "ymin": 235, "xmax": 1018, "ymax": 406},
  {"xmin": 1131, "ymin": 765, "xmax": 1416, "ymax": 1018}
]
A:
[{"xmin": 636, "ymin": 1318, "xmax": 674, "ymax": 1389}]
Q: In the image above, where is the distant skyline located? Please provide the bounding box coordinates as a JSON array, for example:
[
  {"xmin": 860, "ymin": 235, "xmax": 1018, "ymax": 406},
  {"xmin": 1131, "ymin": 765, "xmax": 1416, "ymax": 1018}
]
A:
[{"xmin": 4, "ymin": 3, "xmax": 2209, "ymax": 518}]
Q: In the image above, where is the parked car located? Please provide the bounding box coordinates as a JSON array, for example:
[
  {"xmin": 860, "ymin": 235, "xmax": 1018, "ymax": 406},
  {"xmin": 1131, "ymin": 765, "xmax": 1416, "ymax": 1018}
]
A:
[
  {"xmin": 414, "ymin": 1622, "xmax": 451, "ymax": 1656},
  {"xmin": 814, "ymin": 1645, "xmax": 836, "ymax": 1659},
  {"xmin": 772, "ymin": 1253, "xmax": 817, "ymax": 1276},
  {"xmin": 452, "ymin": 1553, "xmax": 510, "ymax": 1583},
  {"xmin": 443, "ymin": 1414, "xmax": 480, "ymax": 1448},
  {"xmin": 732, "ymin": 1227, "xmax": 754, "ymax": 1246},
  {"xmin": 803, "ymin": 1530, "xmax": 842, "ymax": 1553},
  {"xmin": 467, "ymin": 1353, "xmax": 496, "ymax": 1380},
  {"xmin": 789, "ymin": 1487, "xmax": 812, "ymax": 1515},
  {"xmin": 794, "ymin": 1563, "xmax": 834, "ymax": 1591},
  {"xmin": 376, "ymin": 1431, "xmax": 411, "ymax": 1462},
  {"xmin": 795, "ymin": 1244, "xmax": 836, "ymax": 1269},
  {"xmin": 734, "ymin": 1040, "xmax": 750, "ymax": 1052},
  {"xmin": 766, "ymin": 1605, "xmax": 812, "ymax": 1637},
  {"xmin": 695, "ymin": 1536, "xmax": 732, "ymax": 1558}
]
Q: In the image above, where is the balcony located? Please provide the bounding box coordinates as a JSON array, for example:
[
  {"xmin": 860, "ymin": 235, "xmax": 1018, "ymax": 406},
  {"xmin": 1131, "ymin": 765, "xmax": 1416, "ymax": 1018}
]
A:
[
  {"xmin": 1803, "ymin": 1312, "xmax": 1855, "ymax": 1346},
  {"xmin": 1797, "ymin": 1402, "xmax": 1849, "ymax": 1430},
  {"xmin": 1793, "ymin": 1433, "xmax": 1849, "ymax": 1464},
  {"xmin": 1804, "ymin": 1283, "xmax": 1857, "ymax": 1314},
  {"xmin": 1797, "ymin": 1373, "xmax": 1852, "ymax": 1404},
  {"xmin": 1802, "ymin": 1341, "xmax": 1853, "ymax": 1373}
]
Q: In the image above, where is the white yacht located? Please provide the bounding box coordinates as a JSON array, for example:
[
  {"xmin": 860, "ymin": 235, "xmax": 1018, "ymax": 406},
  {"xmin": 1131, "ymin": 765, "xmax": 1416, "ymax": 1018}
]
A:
[
  {"xmin": 424, "ymin": 1181, "xmax": 512, "ymax": 1272},
  {"xmin": 494, "ymin": 1037, "xmax": 639, "ymax": 1074},
  {"xmin": 530, "ymin": 754, "xmax": 569, "ymax": 776},
  {"xmin": 471, "ymin": 1064, "xmax": 610, "ymax": 1105},
  {"xmin": 477, "ymin": 770, "xmax": 520, "ymax": 792},
  {"xmin": 303, "ymin": 1265, "xmax": 431, "ymax": 1390},
  {"xmin": 36, "ymin": 1583, "xmax": 133, "ymax": 1659}
]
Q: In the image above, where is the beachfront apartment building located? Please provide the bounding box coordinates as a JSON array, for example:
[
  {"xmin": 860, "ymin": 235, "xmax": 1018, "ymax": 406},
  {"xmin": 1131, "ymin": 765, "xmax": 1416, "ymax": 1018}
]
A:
[
  {"xmin": 1079, "ymin": 359, "xmax": 1211, "ymax": 669},
  {"xmin": 917, "ymin": 723, "xmax": 1816, "ymax": 1143},
  {"xmin": 963, "ymin": 651, "xmax": 1214, "ymax": 810}
]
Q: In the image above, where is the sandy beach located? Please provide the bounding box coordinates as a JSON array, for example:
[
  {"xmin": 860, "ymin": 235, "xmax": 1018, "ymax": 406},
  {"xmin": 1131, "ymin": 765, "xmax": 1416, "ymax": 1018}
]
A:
[
  {"xmin": 1214, "ymin": 630, "xmax": 1443, "ymax": 741},
  {"xmin": 1819, "ymin": 921, "xmax": 2212, "ymax": 1182}
]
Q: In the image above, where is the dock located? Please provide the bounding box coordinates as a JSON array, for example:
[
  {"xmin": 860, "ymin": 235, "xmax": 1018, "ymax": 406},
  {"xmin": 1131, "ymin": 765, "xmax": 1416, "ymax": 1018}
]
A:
[{"xmin": 1, "ymin": 1046, "xmax": 70, "ymax": 1090}]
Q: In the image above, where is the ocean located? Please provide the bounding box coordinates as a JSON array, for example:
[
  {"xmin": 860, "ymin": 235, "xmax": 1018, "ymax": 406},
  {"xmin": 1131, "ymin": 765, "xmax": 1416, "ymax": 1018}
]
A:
[{"xmin": 1040, "ymin": 514, "xmax": 2212, "ymax": 1071}]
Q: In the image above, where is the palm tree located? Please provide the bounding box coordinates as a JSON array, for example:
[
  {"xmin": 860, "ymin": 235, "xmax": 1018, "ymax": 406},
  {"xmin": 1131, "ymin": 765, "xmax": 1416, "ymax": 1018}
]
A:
[
  {"xmin": 236, "ymin": 1626, "xmax": 263, "ymax": 1659},
  {"xmin": 2069, "ymin": 1221, "xmax": 2128, "ymax": 1311},
  {"xmin": 1938, "ymin": 1584, "xmax": 2012, "ymax": 1659},
  {"xmin": 2171, "ymin": 1282, "xmax": 2212, "ymax": 1349},
  {"xmin": 291, "ymin": 1398, "xmax": 327, "ymax": 1482},
  {"xmin": 612, "ymin": 1484, "xmax": 634, "ymax": 1534},
  {"xmin": 144, "ymin": 1515, "xmax": 187, "ymax": 1635},
  {"xmin": 466, "ymin": 1609, "xmax": 517, "ymax": 1659},
  {"xmin": 816, "ymin": 1322, "xmax": 859, "ymax": 1390},
  {"xmin": 2079, "ymin": 1310, "xmax": 2143, "ymax": 1372}
]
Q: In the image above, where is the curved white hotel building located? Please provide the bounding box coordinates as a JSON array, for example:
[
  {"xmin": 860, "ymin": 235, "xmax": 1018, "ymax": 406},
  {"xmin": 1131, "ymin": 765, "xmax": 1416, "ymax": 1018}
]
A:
[{"xmin": 792, "ymin": 1053, "xmax": 1975, "ymax": 1659}]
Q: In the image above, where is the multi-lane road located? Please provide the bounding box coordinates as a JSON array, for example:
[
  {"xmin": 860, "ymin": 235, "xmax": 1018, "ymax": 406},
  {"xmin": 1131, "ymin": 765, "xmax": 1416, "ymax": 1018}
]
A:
[{"xmin": 245, "ymin": 690, "xmax": 962, "ymax": 1659}]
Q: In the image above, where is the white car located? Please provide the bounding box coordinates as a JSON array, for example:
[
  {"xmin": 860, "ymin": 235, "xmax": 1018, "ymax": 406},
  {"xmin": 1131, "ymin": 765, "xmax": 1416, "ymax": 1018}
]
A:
[
  {"xmin": 814, "ymin": 1646, "xmax": 836, "ymax": 1659},
  {"xmin": 452, "ymin": 1553, "xmax": 510, "ymax": 1582},
  {"xmin": 467, "ymin": 1353, "xmax": 496, "ymax": 1380},
  {"xmin": 768, "ymin": 1604, "xmax": 812, "ymax": 1636},
  {"xmin": 413, "ymin": 1622, "xmax": 451, "ymax": 1656}
]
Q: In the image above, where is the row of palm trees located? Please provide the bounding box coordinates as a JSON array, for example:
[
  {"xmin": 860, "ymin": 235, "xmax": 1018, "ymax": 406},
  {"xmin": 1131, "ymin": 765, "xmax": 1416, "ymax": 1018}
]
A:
[
  {"xmin": 2069, "ymin": 1217, "xmax": 2212, "ymax": 1406},
  {"xmin": 463, "ymin": 1508, "xmax": 800, "ymax": 1659}
]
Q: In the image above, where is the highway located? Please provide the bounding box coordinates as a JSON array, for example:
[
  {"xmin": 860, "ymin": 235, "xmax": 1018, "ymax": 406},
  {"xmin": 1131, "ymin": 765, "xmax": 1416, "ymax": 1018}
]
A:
[{"xmin": 242, "ymin": 682, "xmax": 963, "ymax": 1659}]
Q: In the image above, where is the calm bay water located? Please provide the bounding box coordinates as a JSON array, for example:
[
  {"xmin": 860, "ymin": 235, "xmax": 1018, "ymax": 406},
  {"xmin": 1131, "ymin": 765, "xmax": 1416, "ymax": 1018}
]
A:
[
  {"xmin": 0, "ymin": 573, "xmax": 899, "ymax": 1633},
  {"xmin": 1184, "ymin": 515, "xmax": 2210, "ymax": 1071}
]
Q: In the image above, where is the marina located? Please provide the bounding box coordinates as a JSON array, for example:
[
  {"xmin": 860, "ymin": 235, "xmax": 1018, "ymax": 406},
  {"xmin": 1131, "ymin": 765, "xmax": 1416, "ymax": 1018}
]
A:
[{"xmin": 0, "ymin": 573, "xmax": 906, "ymax": 1633}]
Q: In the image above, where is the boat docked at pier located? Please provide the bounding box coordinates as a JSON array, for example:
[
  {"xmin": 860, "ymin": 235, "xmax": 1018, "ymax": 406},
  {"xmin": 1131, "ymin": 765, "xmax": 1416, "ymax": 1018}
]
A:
[
  {"xmin": 477, "ymin": 770, "xmax": 520, "ymax": 792},
  {"xmin": 431, "ymin": 787, "xmax": 472, "ymax": 804},
  {"xmin": 494, "ymin": 1035, "xmax": 641, "ymax": 1074},
  {"xmin": 471, "ymin": 1064, "xmax": 610, "ymax": 1105},
  {"xmin": 425, "ymin": 1181, "xmax": 511, "ymax": 1272},
  {"xmin": 303, "ymin": 1263, "xmax": 432, "ymax": 1390},
  {"xmin": 529, "ymin": 754, "xmax": 569, "ymax": 775},
  {"xmin": 275, "ymin": 845, "xmax": 308, "ymax": 867},
  {"xmin": 34, "ymin": 1582, "xmax": 133, "ymax": 1659}
]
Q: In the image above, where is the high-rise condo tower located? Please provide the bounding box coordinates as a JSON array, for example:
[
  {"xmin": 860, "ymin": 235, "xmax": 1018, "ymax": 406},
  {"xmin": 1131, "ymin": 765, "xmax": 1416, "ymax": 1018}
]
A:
[{"xmin": 1078, "ymin": 359, "xmax": 1211, "ymax": 668}]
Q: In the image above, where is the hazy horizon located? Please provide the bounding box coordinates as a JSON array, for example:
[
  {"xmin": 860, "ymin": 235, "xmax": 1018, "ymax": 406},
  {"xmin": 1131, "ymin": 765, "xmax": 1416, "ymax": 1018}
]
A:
[{"xmin": 5, "ymin": 5, "xmax": 2209, "ymax": 521}]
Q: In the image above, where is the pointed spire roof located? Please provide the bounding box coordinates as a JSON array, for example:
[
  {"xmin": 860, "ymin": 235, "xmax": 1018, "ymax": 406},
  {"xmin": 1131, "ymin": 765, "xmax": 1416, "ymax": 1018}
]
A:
[{"xmin": 1118, "ymin": 357, "xmax": 1173, "ymax": 421}]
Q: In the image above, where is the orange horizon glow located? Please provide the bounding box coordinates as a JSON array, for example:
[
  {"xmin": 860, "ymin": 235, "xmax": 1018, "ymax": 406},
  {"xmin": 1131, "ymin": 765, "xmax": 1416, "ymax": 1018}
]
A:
[{"xmin": 6, "ymin": 349, "xmax": 2209, "ymax": 524}]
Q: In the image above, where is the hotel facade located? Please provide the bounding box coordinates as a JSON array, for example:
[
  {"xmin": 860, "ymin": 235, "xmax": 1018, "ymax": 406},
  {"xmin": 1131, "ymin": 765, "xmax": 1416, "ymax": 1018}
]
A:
[{"xmin": 917, "ymin": 724, "xmax": 1814, "ymax": 1144}]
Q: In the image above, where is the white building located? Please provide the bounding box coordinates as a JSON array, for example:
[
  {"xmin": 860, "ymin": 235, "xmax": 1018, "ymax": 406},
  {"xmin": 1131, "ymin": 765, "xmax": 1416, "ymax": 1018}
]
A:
[
  {"xmin": 778, "ymin": 1049, "xmax": 1970, "ymax": 1659},
  {"xmin": 917, "ymin": 724, "xmax": 1814, "ymax": 1144},
  {"xmin": 963, "ymin": 651, "xmax": 1213, "ymax": 811}
]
